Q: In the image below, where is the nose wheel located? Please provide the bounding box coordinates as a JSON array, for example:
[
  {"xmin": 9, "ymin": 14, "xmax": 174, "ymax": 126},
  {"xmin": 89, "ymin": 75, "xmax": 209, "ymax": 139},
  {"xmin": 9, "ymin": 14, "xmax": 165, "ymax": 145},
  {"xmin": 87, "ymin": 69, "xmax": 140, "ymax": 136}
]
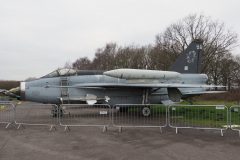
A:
[{"xmin": 142, "ymin": 107, "xmax": 151, "ymax": 117}]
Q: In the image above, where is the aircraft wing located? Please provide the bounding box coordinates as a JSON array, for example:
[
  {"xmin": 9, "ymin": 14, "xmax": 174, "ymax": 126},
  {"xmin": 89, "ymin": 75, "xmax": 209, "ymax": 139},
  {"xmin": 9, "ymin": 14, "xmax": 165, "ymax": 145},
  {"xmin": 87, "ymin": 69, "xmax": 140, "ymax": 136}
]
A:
[{"xmin": 47, "ymin": 83, "xmax": 225, "ymax": 89}]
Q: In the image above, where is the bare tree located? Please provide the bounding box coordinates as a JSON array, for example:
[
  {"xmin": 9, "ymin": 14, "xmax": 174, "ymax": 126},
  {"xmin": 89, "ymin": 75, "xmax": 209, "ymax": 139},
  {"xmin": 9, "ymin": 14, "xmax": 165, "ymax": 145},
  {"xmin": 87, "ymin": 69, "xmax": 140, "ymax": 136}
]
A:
[
  {"xmin": 91, "ymin": 43, "xmax": 117, "ymax": 70},
  {"xmin": 66, "ymin": 13, "xmax": 238, "ymax": 88},
  {"xmin": 72, "ymin": 57, "xmax": 92, "ymax": 70},
  {"xmin": 114, "ymin": 45, "xmax": 150, "ymax": 69},
  {"xmin": 155, "ymin": 14, "xmax": 238, "ymax": 84}
]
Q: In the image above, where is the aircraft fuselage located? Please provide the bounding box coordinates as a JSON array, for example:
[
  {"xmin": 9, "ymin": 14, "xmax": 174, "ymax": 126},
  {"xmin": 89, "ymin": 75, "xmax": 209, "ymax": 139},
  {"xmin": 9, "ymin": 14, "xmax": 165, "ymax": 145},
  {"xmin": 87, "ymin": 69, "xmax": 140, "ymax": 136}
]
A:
[{"xmin": 20, "ymin": 73, "xmax": 208, "ymax": 105}]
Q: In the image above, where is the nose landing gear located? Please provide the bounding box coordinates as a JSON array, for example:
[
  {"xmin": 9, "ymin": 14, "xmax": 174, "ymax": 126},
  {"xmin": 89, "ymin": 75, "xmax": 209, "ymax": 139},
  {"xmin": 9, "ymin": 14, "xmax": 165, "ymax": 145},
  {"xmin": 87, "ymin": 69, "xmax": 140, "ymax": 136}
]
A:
[
  {"xmin": 51, "ymin": 105, "xmax": 63, "ymax": 117},
  {"xmin": 142, "ymin": 107, "xmax": 151, "ymax": 117}
]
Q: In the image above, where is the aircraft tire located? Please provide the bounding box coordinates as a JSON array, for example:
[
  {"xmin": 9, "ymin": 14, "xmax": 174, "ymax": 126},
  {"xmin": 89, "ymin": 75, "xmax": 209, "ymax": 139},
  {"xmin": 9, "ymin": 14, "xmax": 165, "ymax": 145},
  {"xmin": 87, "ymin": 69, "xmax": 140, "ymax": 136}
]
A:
[{"xmin": 142, "ymin": 107, "xmax": 151, "ymax": 117}]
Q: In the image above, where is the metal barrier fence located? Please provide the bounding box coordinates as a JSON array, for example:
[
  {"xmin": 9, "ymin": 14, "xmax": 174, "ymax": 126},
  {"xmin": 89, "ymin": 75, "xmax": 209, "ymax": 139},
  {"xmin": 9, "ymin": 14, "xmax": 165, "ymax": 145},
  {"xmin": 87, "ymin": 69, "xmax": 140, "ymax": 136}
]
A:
[
  {"xmin": 59, "ymin": 104, "xmax": 111, "ymax": 131},
  {"xmin": 0, "ymin": 102, "xmax": 15, "ymax": 128},
  {"xmin": 230, "ymin": 105, "xmax": 240, "ymax": 136},
  {"xmin": 168, "ymin": 105, "xmax": 228, "ymax": 136},
  {"xmin": 15, "ymin": 103, "xmax": 59, "ymax": 130},
  {"xmin": 112, "ymin": 104, "xmax": 167, "ymax": 132},
  {"xmin": 3, "ymin": 102, "xmax": 240, "ymax": 136}
]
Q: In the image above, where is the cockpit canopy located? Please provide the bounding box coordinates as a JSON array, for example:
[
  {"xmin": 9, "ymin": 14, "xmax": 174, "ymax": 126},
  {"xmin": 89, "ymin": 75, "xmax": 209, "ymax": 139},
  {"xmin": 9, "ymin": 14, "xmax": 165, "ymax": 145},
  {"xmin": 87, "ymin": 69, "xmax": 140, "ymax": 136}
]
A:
[{"xmin": 41, "ymin": 68, "xmax": 103, "ymax": 78}]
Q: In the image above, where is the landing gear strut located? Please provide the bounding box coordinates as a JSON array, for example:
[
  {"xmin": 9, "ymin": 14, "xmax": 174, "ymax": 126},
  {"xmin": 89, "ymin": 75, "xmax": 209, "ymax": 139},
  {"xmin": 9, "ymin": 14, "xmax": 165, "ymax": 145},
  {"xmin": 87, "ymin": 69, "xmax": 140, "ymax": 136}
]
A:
[
  {"xmin": 141, "ymin": 89, "xmax": 151, "ymax": 117},
  {"xmin": 51, "ymin": 105, "xmax": 63, "ymax": 117},
  {"xmin": 186, "ymin": 97, "xmax": 194, "ymax": 105}
]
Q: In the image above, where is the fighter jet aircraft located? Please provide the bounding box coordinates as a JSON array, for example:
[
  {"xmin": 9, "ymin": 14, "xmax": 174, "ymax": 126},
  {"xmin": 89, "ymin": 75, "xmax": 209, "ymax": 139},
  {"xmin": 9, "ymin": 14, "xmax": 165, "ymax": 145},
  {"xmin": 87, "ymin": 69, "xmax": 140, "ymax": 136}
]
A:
[{"xmin": 2, "ymin": 39, "xmax": 224, "ymax": 116}]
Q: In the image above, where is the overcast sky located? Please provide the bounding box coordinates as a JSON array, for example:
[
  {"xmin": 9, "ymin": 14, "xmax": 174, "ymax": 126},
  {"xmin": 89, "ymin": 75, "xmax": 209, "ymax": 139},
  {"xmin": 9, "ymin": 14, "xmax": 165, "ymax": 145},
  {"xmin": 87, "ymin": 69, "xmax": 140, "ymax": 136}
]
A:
[{"xmin": 0, "ymin": 0, "xmax": 240, "ymax": 80}]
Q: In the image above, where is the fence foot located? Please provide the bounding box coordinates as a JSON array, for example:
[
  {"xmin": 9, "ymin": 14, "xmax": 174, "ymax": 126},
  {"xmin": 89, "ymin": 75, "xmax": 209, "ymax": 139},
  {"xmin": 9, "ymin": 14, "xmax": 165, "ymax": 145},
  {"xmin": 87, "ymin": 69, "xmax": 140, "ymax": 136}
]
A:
[
  {"xmin": 5, "ymin": 123, "xmax": 11, "ymax": 129},
  {"xmin": 49, "ymin": 125, "xmax": 56, "ymax": 131},
  {"xmin": 17, "ymin": 124, "xmax": 23, "ymax": 130},
  {"xmin": 102, "ymin": 126, "xmax": 107, "ymax": 132},
  {"xmin": 159, "ymin": 127, "xmax": 162, "ymax": 133},
  {"xmin": 220, "ymin": 129, "xmax": 223, "ymax": 137},
  {"xmin": 176, "ymin": 128, "xmax": 178, "ymax": 134},
  {"xmin": 238, "ymin": 130, "xmax": 240, "ymax": 137},
  {"xmin": 64, "ymin": 126, "xmax": 70, "ymax": 132},
  {"xmin": 119, "ymin": 126, "xmax": 122, "ymax": 133}
]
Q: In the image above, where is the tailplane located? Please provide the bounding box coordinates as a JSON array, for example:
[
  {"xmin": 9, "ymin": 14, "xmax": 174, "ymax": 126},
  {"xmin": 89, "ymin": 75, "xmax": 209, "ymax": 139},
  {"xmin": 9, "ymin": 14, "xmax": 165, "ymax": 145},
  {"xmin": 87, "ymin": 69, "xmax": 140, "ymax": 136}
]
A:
[{"xmin": 169, "ymin": 39, "xmax": 203, "ymax": 73}]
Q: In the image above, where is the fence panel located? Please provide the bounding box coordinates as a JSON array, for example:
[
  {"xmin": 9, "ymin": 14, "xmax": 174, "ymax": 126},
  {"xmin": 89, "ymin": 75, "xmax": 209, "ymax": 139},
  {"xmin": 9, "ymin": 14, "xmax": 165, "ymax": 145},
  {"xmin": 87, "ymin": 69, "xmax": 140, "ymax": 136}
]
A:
[
  {"xmin": 112, "ymin": 104, "xmax": 167, "ymax": 132},
  {"xmin": 230, "ymin": 105, "xmax": 240, "ymax": 136},
  {"xmin": 59, "ymin": 104, "xmax": 111, "ymax": 131},
  {"xmin": 0, "ymin": 102, "xmax": 15, "ymax": 128},
  {"xmin": 15, "ymin": 103, "xmax": 58, "ymax": 130},
  {"xmin": 168, "ymin": 105, "xmax": 228, "ymax": 136}
]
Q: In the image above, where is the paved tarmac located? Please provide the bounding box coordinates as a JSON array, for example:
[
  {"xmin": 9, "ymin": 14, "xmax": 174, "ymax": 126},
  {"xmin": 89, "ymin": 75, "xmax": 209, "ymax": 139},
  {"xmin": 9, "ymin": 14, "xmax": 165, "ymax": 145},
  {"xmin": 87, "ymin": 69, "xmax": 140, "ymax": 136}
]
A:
[
  {"xmin": 0, "ymin": 126, "xmax": 240, "ymax": 160},
  {"xmin": 1, "ymin": 101, "xmax": 240, "ymax": 160}
]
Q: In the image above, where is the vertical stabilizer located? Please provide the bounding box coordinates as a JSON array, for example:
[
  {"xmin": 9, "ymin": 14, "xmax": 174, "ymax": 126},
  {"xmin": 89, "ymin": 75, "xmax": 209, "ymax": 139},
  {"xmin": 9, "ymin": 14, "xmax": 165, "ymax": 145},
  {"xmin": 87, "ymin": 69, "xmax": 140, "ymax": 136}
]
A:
[{"xmin": 169, "ymin": 39, "xmax": 203, "ymax": 73}]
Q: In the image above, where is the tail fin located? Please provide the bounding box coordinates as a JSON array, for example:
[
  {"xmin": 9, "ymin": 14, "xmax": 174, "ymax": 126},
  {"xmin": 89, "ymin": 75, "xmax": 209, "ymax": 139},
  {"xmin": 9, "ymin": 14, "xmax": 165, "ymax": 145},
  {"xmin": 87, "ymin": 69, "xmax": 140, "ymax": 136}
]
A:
[{"xmin": 169, "ymin": 39, "xmax": 203, "ymax": 73}]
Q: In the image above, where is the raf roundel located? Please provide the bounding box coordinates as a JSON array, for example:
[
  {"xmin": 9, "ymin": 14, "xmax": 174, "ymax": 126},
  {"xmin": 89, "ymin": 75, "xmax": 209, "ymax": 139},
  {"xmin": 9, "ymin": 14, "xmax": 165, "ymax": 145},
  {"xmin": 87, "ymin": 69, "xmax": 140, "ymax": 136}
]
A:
[{"xmin": 186, "ymin": 50, "xmax": 196, "ymax": 63}]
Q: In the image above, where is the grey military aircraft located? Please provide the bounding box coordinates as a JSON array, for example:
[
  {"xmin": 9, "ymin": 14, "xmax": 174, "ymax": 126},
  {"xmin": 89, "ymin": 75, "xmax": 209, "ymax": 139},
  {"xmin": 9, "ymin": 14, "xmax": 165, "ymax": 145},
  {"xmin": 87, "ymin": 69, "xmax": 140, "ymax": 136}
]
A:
[{"xmin": 2, "ymin": 39, "xmax": 224, "ymax": 116}]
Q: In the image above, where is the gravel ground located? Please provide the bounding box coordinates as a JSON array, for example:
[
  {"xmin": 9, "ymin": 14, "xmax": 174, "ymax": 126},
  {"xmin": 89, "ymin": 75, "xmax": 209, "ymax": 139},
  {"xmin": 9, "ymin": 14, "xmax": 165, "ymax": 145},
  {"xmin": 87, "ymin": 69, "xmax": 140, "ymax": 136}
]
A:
[{"xmin": 0, "ymin": 126, "xmax": 240, "ymax": 160}]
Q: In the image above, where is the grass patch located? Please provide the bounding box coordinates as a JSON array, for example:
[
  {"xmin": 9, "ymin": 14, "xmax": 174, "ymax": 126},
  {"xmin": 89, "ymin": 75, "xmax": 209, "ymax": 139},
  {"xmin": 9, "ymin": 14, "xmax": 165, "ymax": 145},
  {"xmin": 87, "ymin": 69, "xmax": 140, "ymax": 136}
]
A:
[
  {"xmin": 0, "ymin": 105, "xmax": 6, "ymax": 111},
  {"xmin": 180, "ymin": 100, "xmax": 238, "ymax": 107},
  {"xmin": 169, "ymin": 105, "xmax": 227, "ymax": 128}
]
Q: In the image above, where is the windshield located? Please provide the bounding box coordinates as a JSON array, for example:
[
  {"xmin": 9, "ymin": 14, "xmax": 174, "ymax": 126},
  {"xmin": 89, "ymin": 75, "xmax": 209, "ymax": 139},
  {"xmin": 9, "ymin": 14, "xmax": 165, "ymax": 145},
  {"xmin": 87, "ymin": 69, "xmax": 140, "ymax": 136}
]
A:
[
  {"xmin": 41, "ymin": 68, "xmax": 103, "ymax": 78},
  {"xmin": 42, "ymin": 68, "xmax": 77, "ymax": 78}
]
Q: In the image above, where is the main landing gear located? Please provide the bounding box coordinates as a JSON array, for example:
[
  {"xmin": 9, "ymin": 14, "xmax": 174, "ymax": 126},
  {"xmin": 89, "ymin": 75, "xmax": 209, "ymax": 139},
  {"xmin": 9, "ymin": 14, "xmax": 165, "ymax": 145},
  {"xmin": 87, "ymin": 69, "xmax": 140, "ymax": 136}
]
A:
[
  {"xmin": 142, "ymin": 107, "xmax": 151, "ymax": 117},
  {"xmin": 51, "ymin": 105, "xmax": 63, "ymax": 117},
  {"xmin": 141, "ymin": 89, "xmax": 151, "ymax": 117}
]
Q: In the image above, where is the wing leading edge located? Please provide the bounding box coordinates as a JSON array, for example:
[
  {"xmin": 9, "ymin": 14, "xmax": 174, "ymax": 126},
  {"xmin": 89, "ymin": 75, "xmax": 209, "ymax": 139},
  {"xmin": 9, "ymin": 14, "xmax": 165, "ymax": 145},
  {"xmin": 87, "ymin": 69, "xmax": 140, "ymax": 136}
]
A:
[{"xmin": 46, "ymin": 83, "xmax": 225, "ymax": 89}]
